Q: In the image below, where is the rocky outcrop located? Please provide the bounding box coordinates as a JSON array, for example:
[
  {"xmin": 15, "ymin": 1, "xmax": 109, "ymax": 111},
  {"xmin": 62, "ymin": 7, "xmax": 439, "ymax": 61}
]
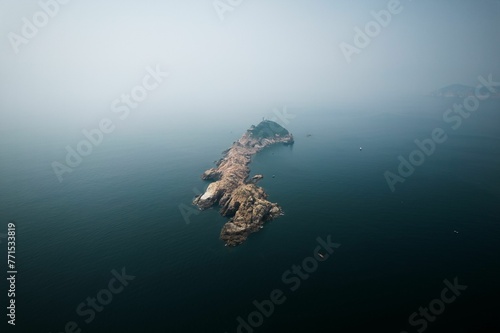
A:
[{"xmin": 193, "ymin": 120, "xmax": 294, "ymax": 246}]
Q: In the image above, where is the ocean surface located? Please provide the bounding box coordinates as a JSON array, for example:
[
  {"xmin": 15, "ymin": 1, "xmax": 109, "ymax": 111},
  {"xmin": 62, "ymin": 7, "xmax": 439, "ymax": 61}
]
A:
[{"xmin": 1, "ymin": 97, "xmax": 499, "ymax": 332}]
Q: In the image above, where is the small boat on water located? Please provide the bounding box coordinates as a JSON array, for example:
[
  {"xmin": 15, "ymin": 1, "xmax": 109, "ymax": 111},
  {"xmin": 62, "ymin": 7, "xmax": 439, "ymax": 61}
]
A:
[
  {"xmin": 360, "ymin": 147, "xmax": 362, "ymax": 151},
  {"xmin": 317, "ymin": 252, "xmax": 325, "ymax": 259}
]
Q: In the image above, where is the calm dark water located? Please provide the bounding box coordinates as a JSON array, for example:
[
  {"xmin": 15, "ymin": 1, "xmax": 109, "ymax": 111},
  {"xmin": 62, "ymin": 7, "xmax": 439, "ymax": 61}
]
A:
[{"xmin": 1, "ymin": 98, "xmax": 499, "ymax": 332}]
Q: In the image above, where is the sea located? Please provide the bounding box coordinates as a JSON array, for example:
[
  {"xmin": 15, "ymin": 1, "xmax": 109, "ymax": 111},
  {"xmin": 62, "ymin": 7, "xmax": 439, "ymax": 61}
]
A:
[{"xmin": 1, "ymin": 97, "xmax": 499, "ymax": 332}]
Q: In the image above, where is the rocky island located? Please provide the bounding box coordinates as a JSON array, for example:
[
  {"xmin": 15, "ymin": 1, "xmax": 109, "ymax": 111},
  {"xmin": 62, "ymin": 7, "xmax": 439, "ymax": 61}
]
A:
[{"xmin": 193, "ymin": 120, "xmax": 294, "ymax": 246}]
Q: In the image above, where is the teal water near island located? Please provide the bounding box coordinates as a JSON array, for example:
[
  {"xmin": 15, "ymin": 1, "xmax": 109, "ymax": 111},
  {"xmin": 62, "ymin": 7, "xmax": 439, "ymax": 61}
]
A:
[{"xmin": 1, "ymin": 97, "xmax": 499, "ymax": 332}]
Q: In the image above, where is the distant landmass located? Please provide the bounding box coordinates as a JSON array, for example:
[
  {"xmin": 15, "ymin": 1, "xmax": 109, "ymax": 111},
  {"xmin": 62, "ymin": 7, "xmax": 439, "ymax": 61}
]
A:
[
  {"xmin": 430, "ymin": 84, "xmax": 475, "ymax": 98},
  {"xmin": 193, "ymin": 120, "xmax": 294, "ymax": 246},
  {"xmin": 431, "ymin": 83, "xmax": 500, "ymax": 98}
]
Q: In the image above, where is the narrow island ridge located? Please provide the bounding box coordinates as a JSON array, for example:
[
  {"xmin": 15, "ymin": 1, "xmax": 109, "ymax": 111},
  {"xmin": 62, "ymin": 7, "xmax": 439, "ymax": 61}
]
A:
[{"xmin": 193, "ymin": 120, "xmax": 294, "ymax": 246}]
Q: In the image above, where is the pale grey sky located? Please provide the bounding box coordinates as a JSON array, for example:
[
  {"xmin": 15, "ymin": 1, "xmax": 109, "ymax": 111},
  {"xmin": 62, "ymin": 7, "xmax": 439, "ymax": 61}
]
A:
[{"xmin": 1, "ymin": 0, "xmax": 499, "ymax": 133}]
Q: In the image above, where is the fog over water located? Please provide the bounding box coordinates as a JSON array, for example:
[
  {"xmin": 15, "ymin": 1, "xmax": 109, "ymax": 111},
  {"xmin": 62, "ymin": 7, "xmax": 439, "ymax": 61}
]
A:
[{"xmin": 1, "ymin": 0, "xmax": 499, "ymax": 138}]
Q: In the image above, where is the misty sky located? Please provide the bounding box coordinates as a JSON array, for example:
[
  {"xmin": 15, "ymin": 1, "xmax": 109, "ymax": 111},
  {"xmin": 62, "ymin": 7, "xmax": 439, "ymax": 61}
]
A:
[{"xmin": 1, "ymin": 0, "xmax": 499, "ymax": 133}]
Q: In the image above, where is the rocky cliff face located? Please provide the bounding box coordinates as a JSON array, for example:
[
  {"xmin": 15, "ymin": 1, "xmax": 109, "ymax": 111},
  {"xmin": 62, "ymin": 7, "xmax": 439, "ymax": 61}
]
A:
[{"xmin": 193, "ymin": 120, "xmax": 294, "ymax": 246}]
